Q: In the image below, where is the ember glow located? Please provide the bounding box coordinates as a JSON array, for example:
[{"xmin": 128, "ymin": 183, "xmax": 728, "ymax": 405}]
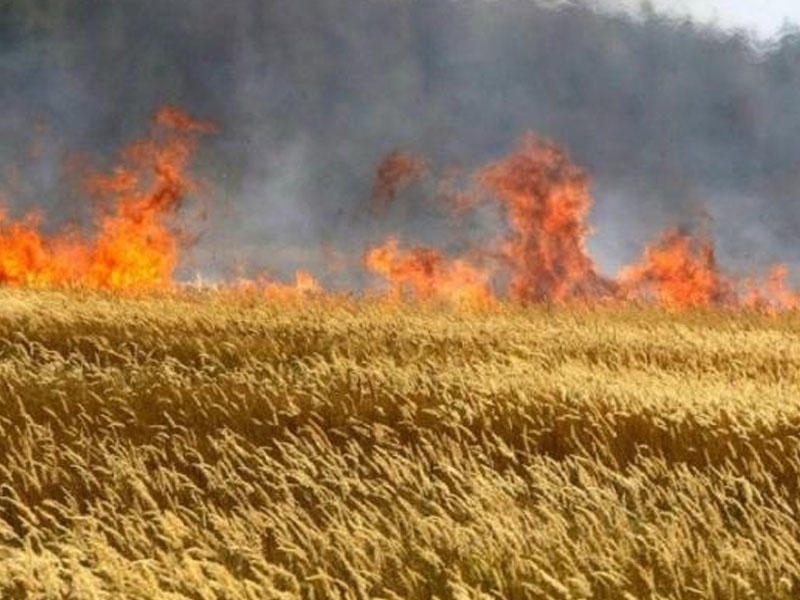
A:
[{"xmin": 0, "ymin": 108, "xmax": 798, "ymax": 310}]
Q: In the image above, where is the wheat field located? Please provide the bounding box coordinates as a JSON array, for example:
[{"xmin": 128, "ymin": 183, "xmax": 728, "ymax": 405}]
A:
[{"xmin": 0, "ymin": 289, "xmax": 798, "ymax": 599}]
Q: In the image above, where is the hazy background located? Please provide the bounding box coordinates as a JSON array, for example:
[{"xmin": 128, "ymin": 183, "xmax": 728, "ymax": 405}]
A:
[
  {"xmin": 604, "ymin": 0, "xmax": 800, "ymax": 39},
  {"xmin": 2, "ymin": 0, "xmax": 800, "ymax": 285}
]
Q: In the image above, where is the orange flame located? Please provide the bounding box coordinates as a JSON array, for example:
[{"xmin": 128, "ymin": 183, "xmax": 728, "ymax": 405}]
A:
[
  {"xmin": 365, "ymin": 237, "xmax": 494, "ymax": 309},
  {"xmin": 0, "ymin": 107, "xmax": 212, "ymax": 291},
  {"xmin": 743, "ymin": 264, "xmax": 800, "ymax": 313},
  {"xmin": 0, "ymin": 210, "xmax": 86, "ymax": 287},
  {"xmin": 365, "ymin": 133, "xmax": 800, "ymax": 312},
  {"xmin": 257, "ymin": 270, "xmax": 322, "ymax": 301},
  {"xmin": 763, "ymin": 265, "xmax": 800, "ymax": 310},
  {"xmin": 229, "ymin": 270, "xmax": 322, "ymax": 302},
  {"xmin": 617, "ymin": 229, "xmax": 735, "ymax": 308},
  {"xmin": 478, "ymin": 134, "xmax": 612, "ymax": 303},
  {"xmin": 1, "ymin": 115, "xmax": 799, "ymax": 312}
]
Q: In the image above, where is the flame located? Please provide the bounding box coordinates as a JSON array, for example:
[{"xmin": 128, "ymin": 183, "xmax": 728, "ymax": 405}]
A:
[
  {"xmin": 294, "ymin": 270, "xmax": 321, "ymax": 294},
  {"xmin": 1, "ymin": 113, "xmax": 798, "ymax": 312},
  {"xmin": 372, "ymin": 150, "xmax": 427, "ymax": 210},
  {"xmin": 227, "ymin": 270, "xmax": 322, "ymax": 301},
  {"xmin": 364, "ymin": 133, "xmax": 800, "ymax": 312},
  {"xmin": 266, "ymin": 272, "xmax": 320, "ymax": 300},
  {"xmin": 0, "ymin": 210, "xmax": 86, "ymax": 287},
  {"xmin": 477, "ymin": 134, "xmax": 612, "ymax": 303},
  {"xmin": 763, "ymin": 265, "xmax": 800, "ymax": 310},
  {"xmin": 365, "ymin": 237, "xmax": 494, "ymax": 309},
  {"xmin": 619, "ymin": 230, "xmax": 800, "ymax": 311},
  {"xmin": 0, "ymin": 107, "xmax": 212, "ymax": 291},
  {"xmin": 743, "ymin": 264, "xmax": 800, "ymax": 313},
  {"xmin": 618, "ymin": 229, "xmax": 735, "ymax": 308}
]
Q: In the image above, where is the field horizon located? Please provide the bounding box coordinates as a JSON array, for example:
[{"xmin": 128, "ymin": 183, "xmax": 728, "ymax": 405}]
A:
[{"xmin": 0, "ymin": 288, "xmax": 799, "ymax": 599}]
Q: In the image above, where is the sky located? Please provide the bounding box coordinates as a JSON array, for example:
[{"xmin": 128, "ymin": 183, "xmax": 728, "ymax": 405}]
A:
[{"xmin": 609, "ymin": 0, "xmax": 800, "ymax": 38}]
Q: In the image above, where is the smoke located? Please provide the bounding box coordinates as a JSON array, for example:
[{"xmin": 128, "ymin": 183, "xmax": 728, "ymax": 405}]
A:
[{"xmin": 1, "ymin": 0, "xmax": 800, "ymax": 285}]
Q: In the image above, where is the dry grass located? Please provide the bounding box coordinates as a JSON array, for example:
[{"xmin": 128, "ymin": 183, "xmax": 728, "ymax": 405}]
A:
[{"xmin": 0, "ymin": 288, "xmax": 799, "ymax": 599}]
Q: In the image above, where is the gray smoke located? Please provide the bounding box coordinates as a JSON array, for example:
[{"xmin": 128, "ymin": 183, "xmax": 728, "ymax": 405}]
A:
[{"xmin": 1, "ymin": 0, "xmax": 800, "ymax": 284}]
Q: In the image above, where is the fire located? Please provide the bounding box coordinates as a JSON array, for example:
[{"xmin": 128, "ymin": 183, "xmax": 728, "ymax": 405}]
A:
[
  {"xmin": 0, "ymin": 111, "xmax": 798, "ymax": 312},
  {"xmin": 365, "ymin": 237, "xmax": 494, "ymax": 309},
  {"xmin": 762, "ymin": 265, "xmax": 800, "ymax": 310},
  {"xmin": 618, "ymin": 228, "xmax": 735, "ymax": 308},
  {"xmin": 0, "ymin": 210, "xmax": 86, "ymax": 287},
  {"xmin": 0, "ymin": 107, "xmax": 212, "ymax": 291},
  {"xmin": 743, "ymin": 264, "xmax": 800, "ymax": 312},
  {"xmin": 268, "ymin": 269, "xmax": 323, "ymax": 300},
  {"xmin": 619, "ymin": 231, "xmax": 800, "ymax": 311},
  {"xmin": 294, "ymin": 270, "xmax": 321, "ymax": 294},
  {"xmin": 477, "ymin": 134, "xmax": 612, "ymax": 303},
  {"xmin": 365, "ymin": 133, "xmax": 800, "ymax": 312},
  {"xmin": 226, "ymin": 270, "xmax": 323, "ymax": 301},
  {"xmin": 372, "ymin": 150, "xmax": 427, "ymax": 210}
]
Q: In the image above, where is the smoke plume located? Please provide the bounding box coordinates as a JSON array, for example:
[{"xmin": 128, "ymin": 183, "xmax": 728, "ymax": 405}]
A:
[{"xmin": 1, "ymin": 0, "xmax": 800, "ymax": 285}]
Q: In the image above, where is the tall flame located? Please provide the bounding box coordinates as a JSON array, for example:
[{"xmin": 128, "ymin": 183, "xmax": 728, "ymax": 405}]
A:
[
  {"xmin": 0, "ymin": 107, "xmax": 212, "ymax": 291},
  {"xmin": 365, "ymin": 133, "xmax": 799, "ymax": 311},
  {"xmin": 0, "ymin": 114, "xmax": 798, "ymax": 312},
  {"xmin": 477, "ymin": 134, "xmax": 611, "ymax": 303}
]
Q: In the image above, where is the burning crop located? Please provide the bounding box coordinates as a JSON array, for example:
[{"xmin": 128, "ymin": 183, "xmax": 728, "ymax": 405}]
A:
[
  {"xmin": 0, "ymin": 108, "xmax": 798, "ymax": 311},
  {"xmin": 0, "ymin": 107, "xmax": 213, "ymax": 290},
  {"xmin": 4, "ymin": 4, "xmax": 800, "ymax": 599},
  {"xmin": 365, "ymin": 134, "xmax": 800, "ymax": 311},
  {"xmin": 364, "ymin": 236, "xmax": 494, "ymax": 308},
  {"xmin": 476, "ymin": 134, "xmax": 612, "ymax": 303}
]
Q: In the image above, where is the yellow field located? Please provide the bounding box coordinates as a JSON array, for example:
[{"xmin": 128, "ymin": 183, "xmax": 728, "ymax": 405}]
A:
[{"xmin": 0, "ymin": 289, "xmax": 798, "ymax": 599}]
